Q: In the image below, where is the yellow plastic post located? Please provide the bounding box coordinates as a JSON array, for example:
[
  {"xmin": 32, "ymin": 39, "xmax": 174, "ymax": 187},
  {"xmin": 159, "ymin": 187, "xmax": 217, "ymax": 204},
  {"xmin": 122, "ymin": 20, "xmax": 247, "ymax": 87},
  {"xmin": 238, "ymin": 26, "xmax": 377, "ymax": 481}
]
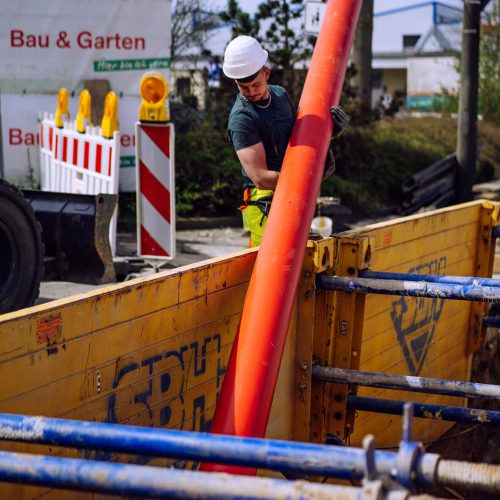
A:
[
  {"xmin": 101, "ymin": 91, "xmax": 119, "ymax": 138},
  {"xmin": 139, "ymin": 71, "xmax": 169, "ymax": 122},
  {"xmin": 54, "ymin": 88, "xmax": 69, "ymax": 129},
  {"xmin": 76, "ymin": 89, "xmax": 92, "ymax": 133}
]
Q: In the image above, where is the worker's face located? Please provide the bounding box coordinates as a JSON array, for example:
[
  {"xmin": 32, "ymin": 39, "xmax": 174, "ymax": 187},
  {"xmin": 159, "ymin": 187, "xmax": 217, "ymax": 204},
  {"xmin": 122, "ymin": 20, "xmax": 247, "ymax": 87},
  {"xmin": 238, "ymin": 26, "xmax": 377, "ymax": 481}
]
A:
[{"xmin": 236, "ymin": 67, "xmax": 270, "ymax": 103}]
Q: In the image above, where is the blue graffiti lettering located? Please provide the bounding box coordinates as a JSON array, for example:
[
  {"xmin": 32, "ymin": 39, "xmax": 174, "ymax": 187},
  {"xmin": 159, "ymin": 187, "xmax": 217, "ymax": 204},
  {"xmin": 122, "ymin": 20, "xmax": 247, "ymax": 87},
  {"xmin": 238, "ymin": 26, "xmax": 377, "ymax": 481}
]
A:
[{"xmin": 390, "ymin": 258, "xmax": 446, "ymax": 375}]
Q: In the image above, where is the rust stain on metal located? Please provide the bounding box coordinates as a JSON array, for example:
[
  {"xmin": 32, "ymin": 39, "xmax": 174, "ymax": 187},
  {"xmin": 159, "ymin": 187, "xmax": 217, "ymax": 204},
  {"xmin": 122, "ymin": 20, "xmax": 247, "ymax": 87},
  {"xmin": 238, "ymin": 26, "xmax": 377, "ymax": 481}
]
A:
[
  {"xmin": 382, "ymin": 230, "xmax": 392, "ymax": 246},
  {"xmin": 37, "ymin": 314, "xmax": 62, "ymax": 345}
]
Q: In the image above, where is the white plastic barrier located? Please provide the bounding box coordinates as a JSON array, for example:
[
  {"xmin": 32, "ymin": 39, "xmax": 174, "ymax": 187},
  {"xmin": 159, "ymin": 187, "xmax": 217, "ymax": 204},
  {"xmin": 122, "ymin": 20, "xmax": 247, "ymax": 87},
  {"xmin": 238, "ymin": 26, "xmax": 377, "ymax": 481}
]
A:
[{"xmin": 39, "ymin": 114, "xmax": 120, "ymax": 254}]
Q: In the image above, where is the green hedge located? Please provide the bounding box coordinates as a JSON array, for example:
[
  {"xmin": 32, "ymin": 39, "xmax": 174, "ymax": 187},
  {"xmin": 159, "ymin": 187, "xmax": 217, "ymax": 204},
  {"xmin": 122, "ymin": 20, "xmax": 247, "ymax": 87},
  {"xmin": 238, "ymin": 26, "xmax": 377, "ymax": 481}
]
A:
[{"xmin": 172, "ymin": 112, "xmax": 500, "ymax": 217}]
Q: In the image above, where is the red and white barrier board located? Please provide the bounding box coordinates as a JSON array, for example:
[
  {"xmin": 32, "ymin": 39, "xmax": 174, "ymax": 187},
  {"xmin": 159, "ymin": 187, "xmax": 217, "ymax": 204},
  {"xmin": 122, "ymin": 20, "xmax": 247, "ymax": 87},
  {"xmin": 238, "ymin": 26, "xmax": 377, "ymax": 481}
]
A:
[
  {"xmin": 135, "ymin": 122, "xmax": 175, "ymax": 259},
  {"xmin": 39, "ymin": 114, "xmax": 120, "ymax": 253}
]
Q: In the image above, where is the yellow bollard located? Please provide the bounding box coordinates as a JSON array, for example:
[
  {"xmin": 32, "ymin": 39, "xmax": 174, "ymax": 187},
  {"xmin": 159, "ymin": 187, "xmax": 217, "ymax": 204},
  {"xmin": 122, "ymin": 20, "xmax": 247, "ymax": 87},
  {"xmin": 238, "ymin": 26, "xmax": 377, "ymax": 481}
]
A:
[
  {"xmin": 76, "ymin": 89, "xmax": 92, "ymax": 133},
  {"xmin": 138, "ymin": 71, "xmax": 169, "ymax": 122},
  {"xmin": 54, "ymin": 88, "xmax": 69, "ymax": 129},
  {"xmin": 101, "ymin": 91, "xmax": 119, "ymax": 138}
]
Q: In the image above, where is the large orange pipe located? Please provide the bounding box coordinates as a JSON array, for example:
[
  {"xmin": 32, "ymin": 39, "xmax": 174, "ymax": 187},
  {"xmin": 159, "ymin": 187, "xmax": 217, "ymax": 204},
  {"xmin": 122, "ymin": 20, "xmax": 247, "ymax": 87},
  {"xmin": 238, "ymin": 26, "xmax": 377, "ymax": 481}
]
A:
[{"xmin": 202, "ymin": 0, "xmax": 362, "ymax": 475}]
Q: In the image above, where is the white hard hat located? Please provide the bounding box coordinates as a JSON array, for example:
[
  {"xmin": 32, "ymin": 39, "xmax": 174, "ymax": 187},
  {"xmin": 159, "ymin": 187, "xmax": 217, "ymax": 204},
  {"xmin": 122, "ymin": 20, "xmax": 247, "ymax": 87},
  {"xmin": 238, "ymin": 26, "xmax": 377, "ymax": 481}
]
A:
[{"xmin": 223, "ymin": 35, "xmax": 268, "ymax": 80}]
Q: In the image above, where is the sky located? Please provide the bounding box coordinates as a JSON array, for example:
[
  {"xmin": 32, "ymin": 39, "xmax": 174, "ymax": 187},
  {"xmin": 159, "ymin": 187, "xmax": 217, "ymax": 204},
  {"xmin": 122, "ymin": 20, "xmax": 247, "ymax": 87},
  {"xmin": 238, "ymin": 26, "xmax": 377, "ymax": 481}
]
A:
[{"xmin": 212, "ymin": 0, "xmax": 464, "ymax": 14}]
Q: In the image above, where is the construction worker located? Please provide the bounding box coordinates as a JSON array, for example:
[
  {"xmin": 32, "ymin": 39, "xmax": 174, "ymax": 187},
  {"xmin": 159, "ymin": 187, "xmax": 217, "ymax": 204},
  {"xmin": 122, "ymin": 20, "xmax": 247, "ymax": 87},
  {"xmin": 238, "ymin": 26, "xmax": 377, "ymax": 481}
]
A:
[{"xmin": 223, "ymin": 35, "xmax": 349, "ymax": 247}]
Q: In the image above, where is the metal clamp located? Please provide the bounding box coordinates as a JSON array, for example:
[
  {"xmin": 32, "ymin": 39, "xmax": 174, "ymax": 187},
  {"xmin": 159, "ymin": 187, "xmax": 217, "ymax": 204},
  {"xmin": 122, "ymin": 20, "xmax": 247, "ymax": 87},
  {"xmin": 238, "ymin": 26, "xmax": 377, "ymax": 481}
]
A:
[{"xmin": 395, "ymin": 404, "xmax": 424, "ymax": 492}]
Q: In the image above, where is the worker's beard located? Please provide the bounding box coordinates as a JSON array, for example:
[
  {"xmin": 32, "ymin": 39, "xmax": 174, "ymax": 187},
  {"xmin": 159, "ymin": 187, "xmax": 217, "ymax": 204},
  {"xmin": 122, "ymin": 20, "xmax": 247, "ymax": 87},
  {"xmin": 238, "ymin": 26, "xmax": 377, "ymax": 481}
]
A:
[{"xmin": 245, "ymin": 86, "xmax": 270, "ymax": 104}]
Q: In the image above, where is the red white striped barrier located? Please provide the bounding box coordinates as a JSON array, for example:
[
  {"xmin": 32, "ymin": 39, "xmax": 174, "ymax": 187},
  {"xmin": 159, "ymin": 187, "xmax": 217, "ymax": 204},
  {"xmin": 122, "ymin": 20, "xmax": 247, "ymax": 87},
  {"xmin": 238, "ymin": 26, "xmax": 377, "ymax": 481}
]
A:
[
  {"xmin": 39, "ymin": 113, "xmax": 120, "ymax": 253},
  {"xmin": 135, "ymin": 122, "xmax": 175, "ymax": 259}
]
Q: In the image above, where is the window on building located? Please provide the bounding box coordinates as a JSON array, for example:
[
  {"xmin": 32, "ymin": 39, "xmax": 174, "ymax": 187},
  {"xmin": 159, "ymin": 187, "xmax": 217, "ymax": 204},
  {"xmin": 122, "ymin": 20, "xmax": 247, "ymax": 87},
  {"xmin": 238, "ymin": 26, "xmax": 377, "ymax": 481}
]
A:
[
  {"xmin": 403, "ymin": 35, "xmax": 421, "ymax": 50},
  {"xmin": 176, "ymin": 77, "xmax": 191, "ymax": 98},
  {"xmin": 372, "ymin": 69, "xmax": 383, "ymax": 89}
]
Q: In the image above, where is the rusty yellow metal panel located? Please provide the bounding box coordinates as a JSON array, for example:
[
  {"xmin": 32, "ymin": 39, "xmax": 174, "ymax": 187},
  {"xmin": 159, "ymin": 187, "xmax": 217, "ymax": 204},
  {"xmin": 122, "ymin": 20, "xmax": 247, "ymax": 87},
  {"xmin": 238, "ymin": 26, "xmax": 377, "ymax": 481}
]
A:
[
  {"xmin": 339, "ymin": 201, "xmax": 499, "ymax": 448},
  {"xmin": 0, "ymin": 245, "xmax": 307, "ymax": 497},
  {"xmin": 0, "ymin": 249, "xmax": 259, "ymax": 498}
]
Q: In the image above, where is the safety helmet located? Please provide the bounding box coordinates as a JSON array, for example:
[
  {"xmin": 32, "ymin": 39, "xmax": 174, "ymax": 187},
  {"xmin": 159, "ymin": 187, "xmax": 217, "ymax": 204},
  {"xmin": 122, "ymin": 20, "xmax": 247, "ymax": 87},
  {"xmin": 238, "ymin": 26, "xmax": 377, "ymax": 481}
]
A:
[{"xmin": 222, "ymin": 35, "xmax": 268, "ymax": 80}]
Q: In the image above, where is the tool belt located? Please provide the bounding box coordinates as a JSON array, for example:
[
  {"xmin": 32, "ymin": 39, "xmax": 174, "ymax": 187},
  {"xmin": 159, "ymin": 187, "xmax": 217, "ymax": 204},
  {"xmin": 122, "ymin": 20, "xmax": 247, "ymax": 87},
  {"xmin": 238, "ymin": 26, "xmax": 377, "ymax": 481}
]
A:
[
  {"xmin": 244, "ymin": 195, "xmax": 273, "ymax": 218},
  {"xmin": 240, "ymin": 189, "xmax": 274, "ymax": 226}
]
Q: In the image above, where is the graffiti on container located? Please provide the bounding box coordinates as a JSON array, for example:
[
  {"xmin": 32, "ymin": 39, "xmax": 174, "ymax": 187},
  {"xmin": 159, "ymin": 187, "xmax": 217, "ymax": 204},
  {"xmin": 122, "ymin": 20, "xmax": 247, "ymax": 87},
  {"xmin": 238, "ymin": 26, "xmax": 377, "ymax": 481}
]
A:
[
  {"xmin": 390, "ymin": 257, "xmax": 446, "ymax": 375},
  {"xmin": 107, "ymin": 333, "xmax": 225, "ymax": 431}
]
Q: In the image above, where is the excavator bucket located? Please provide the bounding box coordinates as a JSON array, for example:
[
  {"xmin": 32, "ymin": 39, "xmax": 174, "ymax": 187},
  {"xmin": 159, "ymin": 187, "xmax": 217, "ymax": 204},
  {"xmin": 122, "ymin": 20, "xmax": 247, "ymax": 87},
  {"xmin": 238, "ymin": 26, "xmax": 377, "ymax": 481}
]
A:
[{"xmin": 22, "ymin": 190, "xmax": 117, "ymax": 284}]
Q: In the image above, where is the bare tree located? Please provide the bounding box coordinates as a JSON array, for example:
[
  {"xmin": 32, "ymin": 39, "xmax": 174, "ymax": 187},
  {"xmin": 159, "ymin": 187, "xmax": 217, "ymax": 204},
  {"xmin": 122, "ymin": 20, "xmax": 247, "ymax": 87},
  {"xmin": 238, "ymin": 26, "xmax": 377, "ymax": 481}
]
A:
[{"xmin": 171, "ymin": 0, "xmax": 219, "ymax": 62}]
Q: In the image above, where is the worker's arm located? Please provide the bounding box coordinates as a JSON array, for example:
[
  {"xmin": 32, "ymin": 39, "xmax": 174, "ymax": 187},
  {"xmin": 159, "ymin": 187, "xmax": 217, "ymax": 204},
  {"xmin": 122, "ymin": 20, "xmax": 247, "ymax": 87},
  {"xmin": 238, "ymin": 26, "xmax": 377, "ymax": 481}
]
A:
[{"xmin": 236, "ymin": 142, "xmax": 279, "ymax": 191}]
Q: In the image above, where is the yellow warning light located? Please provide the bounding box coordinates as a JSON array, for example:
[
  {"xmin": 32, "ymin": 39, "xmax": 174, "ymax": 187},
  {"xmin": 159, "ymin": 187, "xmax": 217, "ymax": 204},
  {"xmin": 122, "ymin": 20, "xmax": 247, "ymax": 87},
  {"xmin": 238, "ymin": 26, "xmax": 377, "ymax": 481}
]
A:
[
  {"xmin": 139, "ymin": 71, "xmax": 169, "ymax": 122},
  {"xmin": 55, "ymin": 88, "xmax": 69, "ymax": 129},
  {"xmin": 101, "ymin": 91, "xmax": 119, "ymax": 139},
  {"xmin": 76, "ymin": 89, "xmax": 92, "ymax": 133}
]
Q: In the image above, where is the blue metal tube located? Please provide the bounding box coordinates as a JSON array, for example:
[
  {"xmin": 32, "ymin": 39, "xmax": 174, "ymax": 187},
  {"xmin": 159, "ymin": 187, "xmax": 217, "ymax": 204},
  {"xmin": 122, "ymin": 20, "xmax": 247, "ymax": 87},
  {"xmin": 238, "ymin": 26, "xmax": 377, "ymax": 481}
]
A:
[
  {"xmin": 359, "ymin": 270, "xmax": 500, "ymax": 289},
  {"xmin": 313, "ymin": 366, "xmax": 500, "ymax": 401},
  {"xmin": 0, "ymin": 413, "xmax": 438, "ymax": 486},
  {"xmin": 0, "ymin": 450, "xmax": 368, "ymax": 499},
  {"xmin": 316, "ymin": 274, "xmax": 500, "ymax": 303},
  {"xmin": 482, "ymin": 316, "xmax": 500, "ymax": 328},
  {"xmin": 348, "ymin": 396, "xmax": 500, "ymax": 425}
]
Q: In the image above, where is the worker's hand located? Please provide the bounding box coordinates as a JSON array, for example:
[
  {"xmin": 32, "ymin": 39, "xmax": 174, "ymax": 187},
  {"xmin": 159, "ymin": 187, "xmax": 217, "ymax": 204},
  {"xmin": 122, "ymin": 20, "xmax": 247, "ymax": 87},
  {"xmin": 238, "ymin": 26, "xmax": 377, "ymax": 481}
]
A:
[{"xmin": 330, "ymin": 106, "xmax": 350, "ymax": 138}]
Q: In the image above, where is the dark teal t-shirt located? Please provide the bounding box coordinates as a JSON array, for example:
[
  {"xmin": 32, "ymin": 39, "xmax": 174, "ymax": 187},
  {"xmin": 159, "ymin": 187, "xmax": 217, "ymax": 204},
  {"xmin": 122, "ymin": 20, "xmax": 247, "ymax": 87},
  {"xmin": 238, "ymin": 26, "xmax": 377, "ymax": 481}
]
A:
[{"xmin": 227, "ymin": 85, "xmax": 295, "ymax": 188}]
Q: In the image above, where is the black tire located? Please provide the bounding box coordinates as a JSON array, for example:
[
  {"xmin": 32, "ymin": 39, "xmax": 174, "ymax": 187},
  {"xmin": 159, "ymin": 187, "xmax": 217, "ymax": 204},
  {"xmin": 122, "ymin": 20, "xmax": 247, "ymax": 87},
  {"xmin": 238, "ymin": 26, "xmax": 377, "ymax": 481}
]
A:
[{"xmin": 0, "ymin": 179, "xmax": 43, "ymax": 313}]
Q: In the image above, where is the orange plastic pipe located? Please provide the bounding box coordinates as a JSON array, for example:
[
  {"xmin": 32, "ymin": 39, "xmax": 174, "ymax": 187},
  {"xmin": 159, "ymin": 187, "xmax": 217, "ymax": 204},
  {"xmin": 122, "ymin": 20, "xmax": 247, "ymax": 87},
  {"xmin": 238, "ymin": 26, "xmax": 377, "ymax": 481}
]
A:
[{"xmin": 201, "ymin": 0, "xmax": 362, "ymax": 475}]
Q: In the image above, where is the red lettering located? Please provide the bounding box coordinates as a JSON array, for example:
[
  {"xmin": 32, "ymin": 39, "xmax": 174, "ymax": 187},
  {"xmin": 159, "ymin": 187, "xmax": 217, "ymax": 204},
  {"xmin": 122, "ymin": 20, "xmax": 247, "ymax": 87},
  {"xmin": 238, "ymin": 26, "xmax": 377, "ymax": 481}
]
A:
[
  {"xmin": 25, "ymin": 132, "xmax": 36, "ymax": 146},
  {"xmin": 122, "ymin": 36, "xmax": 132, "ymax": 50},
  {"xmin": 135, "ymin": 37, "xmax": 145, "ymax": 50},
  {"xmin": 9, "ymin": 128, "xmax": 40, "ymax": 146},
  {"xmin": 120, "ymin": 134, "xmax": 135, "ymax": 148},
  {"xmin": 77, "ymin": 31, "xmax": 92, "ymax": 49},
  {"xmin": 9, "ymin": 128, "xmax": 22, "ymax": 145},
  {"xmin": 76, "ymin": 31, "xmax": 145, "ymax": 50},
  {"xmin": 11, "ymin": 30, "xmax": 24, "ymax": 47},
  {"xmin": 10, "ymin": 30, "xmax": 49, "ymax": 48}
]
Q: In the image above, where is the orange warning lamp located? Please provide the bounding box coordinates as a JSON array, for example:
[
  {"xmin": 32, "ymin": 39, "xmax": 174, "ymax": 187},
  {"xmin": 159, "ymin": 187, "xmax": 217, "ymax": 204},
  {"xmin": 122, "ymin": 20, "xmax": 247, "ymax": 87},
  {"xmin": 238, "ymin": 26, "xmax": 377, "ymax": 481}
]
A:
[
  {"xmin": 76, "ymin": 89, "xmax": 92, "ymax": 133},
  {"xmin": 55, "ymin": 88, "xmax": 69, "ymax": 129},
  {"xmin": 139, "ymin": 71, "xmax": 169, "ymax": 122},
  {"xmin": 101, "ymin": 91, "xmax": 119, "ymax": 138}
]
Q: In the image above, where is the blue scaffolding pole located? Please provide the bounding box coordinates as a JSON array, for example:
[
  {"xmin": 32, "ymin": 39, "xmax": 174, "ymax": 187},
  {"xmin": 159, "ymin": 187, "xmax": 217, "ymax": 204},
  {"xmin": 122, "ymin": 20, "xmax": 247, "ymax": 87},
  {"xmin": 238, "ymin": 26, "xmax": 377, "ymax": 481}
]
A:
[
  {"xmin": 0, "ymin": 413, "xmax": 438, "ymax": 486},
  {"xmin": 347, "ymin": 396, "xmax": 500, "ymax": 425},
  {"xmin": 312, "ymin": 366, "xmax": 500, "ymax": 401},
  {"xmin": 316, "ymin": 274, "xmax": 500, "ymax": 303},
  {"xmin": 0, "ymin": 451, "xmax": 368, "ymax": 499},
  {"xmin": 359, "ymin": 270, "xmax": 500, "ymax": 289}
]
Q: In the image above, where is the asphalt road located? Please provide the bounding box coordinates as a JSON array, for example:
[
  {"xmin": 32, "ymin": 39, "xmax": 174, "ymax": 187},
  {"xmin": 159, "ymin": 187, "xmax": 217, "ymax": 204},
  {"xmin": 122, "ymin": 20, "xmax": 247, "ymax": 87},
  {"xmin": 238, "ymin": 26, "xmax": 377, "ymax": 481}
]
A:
[{"xmin": 38, "ymin": 227, "xmax": 250, "ymax": 303}]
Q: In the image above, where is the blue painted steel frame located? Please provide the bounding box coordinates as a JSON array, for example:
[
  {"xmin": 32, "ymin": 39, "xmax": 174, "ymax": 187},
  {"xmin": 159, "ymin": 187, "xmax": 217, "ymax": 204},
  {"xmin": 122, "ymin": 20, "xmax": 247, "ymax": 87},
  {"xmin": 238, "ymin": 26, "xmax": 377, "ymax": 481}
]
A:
[
  {"xmin": 348, "ymin": 396, "xmax": 500, "ymax": 425},
  {"xmin": 316, "ymin": 274, "xmax": 500, "ymax": 303},
  {"xmin": 313, "ymin": 366, "xmax": 500, "ymax": 401},
  {"xmin": 0, "ymin": 413, "xmax": 438, "ymax": 486},
  {"xmin": 483, "ymin": 316, "xmax": 500, "ymax": 328},
  {"xmin": 359, "ymin": 270, "xmax": 500, "ymax": 289},
  {"xmin": 0, "ymin": 450, "xmax": 367, "ymax": 499}
]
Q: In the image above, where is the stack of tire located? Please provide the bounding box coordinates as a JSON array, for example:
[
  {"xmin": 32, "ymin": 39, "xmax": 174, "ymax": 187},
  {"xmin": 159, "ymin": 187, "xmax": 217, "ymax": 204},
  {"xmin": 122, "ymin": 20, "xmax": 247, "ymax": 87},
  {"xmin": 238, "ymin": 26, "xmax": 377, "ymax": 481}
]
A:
[{"xmin": 0, "ymin": 180, "xmax": 43, "ymax": 314}]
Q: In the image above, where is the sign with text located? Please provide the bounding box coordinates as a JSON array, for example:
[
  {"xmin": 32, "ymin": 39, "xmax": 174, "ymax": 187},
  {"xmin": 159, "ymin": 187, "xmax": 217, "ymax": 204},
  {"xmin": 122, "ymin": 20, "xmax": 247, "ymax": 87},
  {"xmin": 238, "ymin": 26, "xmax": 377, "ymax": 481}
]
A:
[
  {"xmin": 1, "ymin": 93, "xmax": 141, "ymax": 191},
  {"xmin": 0, "ymin": 0, "xmax": 171, "ymax": 94},
  {"xmin": 304, "ymin": 1, "xmax": 327, "ymax": 35}
]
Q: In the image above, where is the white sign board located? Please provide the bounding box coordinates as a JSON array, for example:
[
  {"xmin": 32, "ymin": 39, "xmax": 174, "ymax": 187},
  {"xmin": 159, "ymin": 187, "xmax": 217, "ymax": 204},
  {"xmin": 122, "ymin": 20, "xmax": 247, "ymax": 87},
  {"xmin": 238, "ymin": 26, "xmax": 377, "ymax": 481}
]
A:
[
  {"xmin": 305, "ymin": 1, "xmax": 327, "ymax": 35},
  {"xmin": 0, "ymin": 0, "xmax": 171, "ymax": 190},
  {"xmin": 0, "ymin": 0, "xmax": 171, "ymax": 94}
]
